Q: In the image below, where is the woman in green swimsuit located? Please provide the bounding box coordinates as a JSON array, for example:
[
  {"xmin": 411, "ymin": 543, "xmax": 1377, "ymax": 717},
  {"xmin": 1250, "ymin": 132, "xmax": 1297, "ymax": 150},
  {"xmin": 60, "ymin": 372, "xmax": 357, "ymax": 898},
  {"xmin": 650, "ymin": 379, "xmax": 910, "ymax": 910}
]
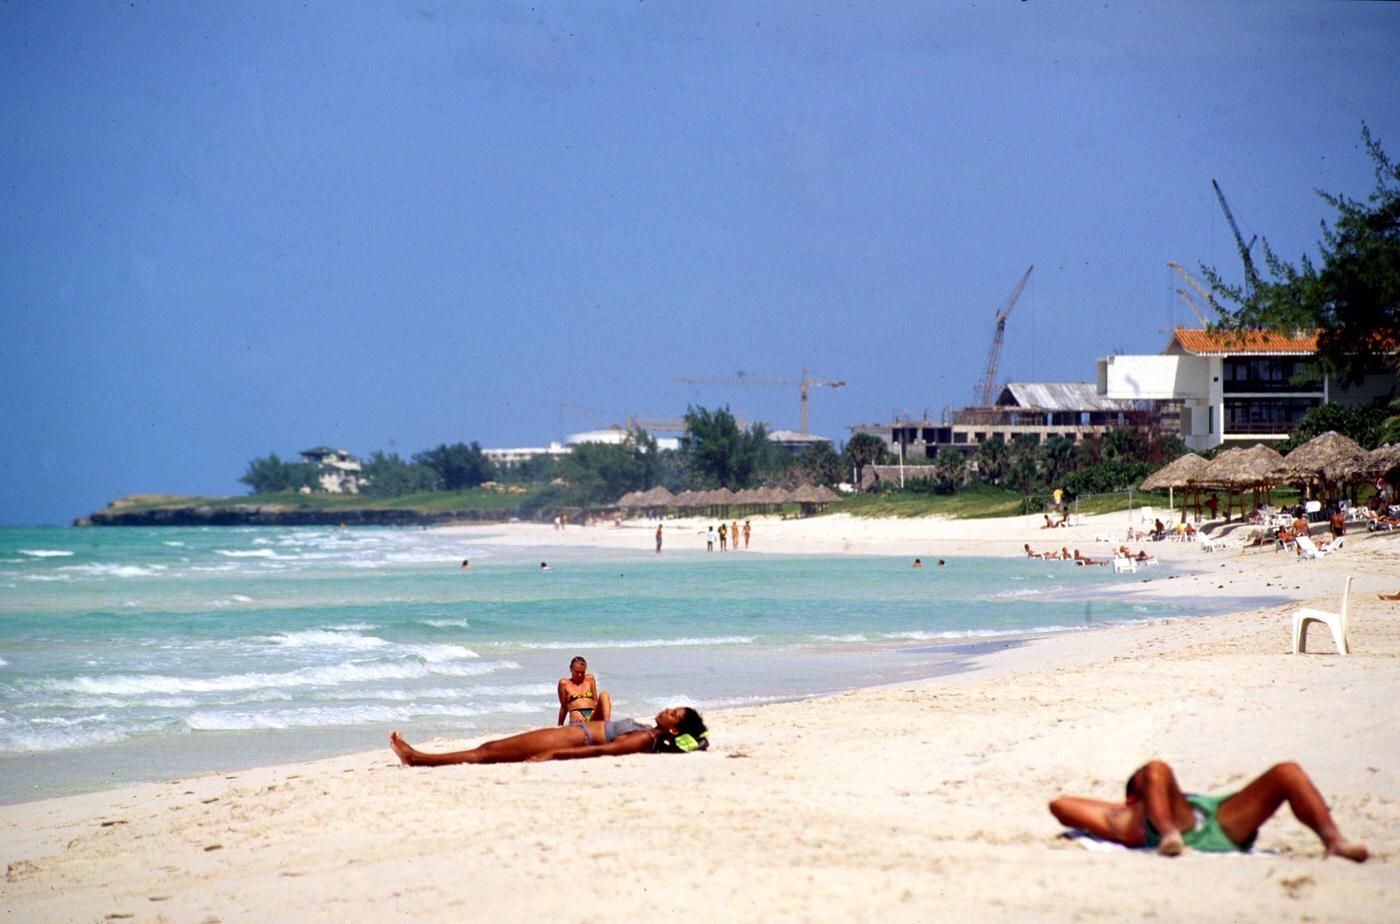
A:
[
  {"xmin": 1050, "ymin": 759, "xmax": 1368, "ymax": 861},
  {"xmin": 556, "ymin": 656, "xmax": 611, "ymax": 726},
  {"xmin": 389, "ymin": 706, "xmax": 707, "ymax": 765}
]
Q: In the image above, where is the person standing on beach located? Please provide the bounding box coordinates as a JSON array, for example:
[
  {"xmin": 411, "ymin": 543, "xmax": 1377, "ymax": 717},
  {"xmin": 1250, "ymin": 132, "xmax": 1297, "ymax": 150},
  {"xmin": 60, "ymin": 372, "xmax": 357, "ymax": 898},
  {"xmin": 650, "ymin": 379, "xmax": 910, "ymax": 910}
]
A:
[
  {"xmin": 718, "ymin": 522, "xmax": 728, "ymax": 551},
  {"xmin": 655, "ymin": 522, "xmax": 663, "ymax": 554},
  {"xmin": 743, "ymin": 520, "xmax": 751, "ymax": 548},
  {"xmin": 730, "ymin": 520, "xmax": 740, "ymax": 550},
  {"xmin": 706, "ymin": 526, "xmax": 716, "ymax": 551}
]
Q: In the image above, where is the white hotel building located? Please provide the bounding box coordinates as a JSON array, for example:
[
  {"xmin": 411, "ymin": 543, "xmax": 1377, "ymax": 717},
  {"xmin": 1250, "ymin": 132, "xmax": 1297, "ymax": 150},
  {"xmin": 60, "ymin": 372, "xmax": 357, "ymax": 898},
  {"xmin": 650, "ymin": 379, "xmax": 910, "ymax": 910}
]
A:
[{"xmin": 1097, "ymin": 328, "xmax": 1396, "ymax": 452}]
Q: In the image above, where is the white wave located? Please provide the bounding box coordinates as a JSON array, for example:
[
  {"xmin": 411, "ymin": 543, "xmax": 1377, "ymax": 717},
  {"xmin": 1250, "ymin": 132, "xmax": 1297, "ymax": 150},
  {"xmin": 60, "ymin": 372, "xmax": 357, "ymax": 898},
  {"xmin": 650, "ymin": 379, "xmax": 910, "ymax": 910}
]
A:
[
  {"xmin": 810, "ymin": 633, "xmax": 869, "ymax": 642},
  {"xmin": 58, "ymin": 563, "xmax": 167, "ymax": 578},
  {"xmin": 259, "ymin": 630, "xmax": 390, "ymax": 651},
  {"xmin": 0, "ymin": 655, "xmax": 8, "ymax": 667},
  {"xmin": 399, "ymin": 643, "xmax": 479, "ymax": 662},
  {"xmin": 507, "ymin": 636, "xmax": 755, "ymax": 650},
  {"xmin": 23, "ymin": 574, "xmax": 70, "ymax": 582},
  {"xmin": 52, "ymin": 658, "xmax": 521, "ymax": 696},
  {"xmin": 0, "ymin": 723, "xmax": 140, "ymax": 753},
  {"xmin": 162, "ymin": 540, "xmax": 185, "ymax": 547},
  {"xmin": 215, "ymin": 549, "xmax": 279, "ymax": 558},
  {"xmin": 421, "ymin": 619, "xmax": 471, "ymax": 628},
  {"xmin": 324, "ymin": 622, "xmax": 377, "ymax": 631},
  {"xmin": 253, "ymin": 537, "xmax": 273, "ymax": 545},
  {"xmin": 18, "ymin": 549, "xmax": 74, "ymax": 557},
  {"xmin": 993, "ymin": 588, "xmax": 1043, "ymax": 598},
  {"xmin": 185, "ymin": 700, "xmax": 536, "ymax": 731},
  {"xmin": 230, "ymin": 594, "xmax": 254, "ymax": 602}
]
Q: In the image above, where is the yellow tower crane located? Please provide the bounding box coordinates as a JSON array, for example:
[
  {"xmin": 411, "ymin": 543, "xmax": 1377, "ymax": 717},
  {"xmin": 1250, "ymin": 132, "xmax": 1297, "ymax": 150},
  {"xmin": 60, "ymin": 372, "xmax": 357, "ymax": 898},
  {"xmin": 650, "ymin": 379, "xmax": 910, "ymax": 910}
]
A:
[{"xmin": 672, "ymin": 368, "xmax": 845, "ymax": 434}]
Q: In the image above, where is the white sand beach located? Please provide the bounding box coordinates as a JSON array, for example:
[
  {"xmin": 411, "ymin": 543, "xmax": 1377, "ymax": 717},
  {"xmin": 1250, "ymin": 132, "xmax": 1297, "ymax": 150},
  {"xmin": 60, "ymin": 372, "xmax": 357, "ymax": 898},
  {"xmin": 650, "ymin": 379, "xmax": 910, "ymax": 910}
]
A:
[{"xmin": 3, "ymin": 512, "xmax": 1397, "ymax": 922}]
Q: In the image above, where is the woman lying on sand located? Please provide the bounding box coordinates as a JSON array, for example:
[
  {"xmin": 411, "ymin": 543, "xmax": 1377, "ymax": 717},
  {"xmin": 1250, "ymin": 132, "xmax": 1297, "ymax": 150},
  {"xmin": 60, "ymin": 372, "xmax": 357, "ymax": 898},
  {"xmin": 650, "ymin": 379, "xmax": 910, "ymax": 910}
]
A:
[
  {"xmin": 390, "ymin": 707, "xmax": 708, "ymax": 766},
  {"xmin": 1049, "ymin": 759, "xmax": 1367, "ymax": 861}
]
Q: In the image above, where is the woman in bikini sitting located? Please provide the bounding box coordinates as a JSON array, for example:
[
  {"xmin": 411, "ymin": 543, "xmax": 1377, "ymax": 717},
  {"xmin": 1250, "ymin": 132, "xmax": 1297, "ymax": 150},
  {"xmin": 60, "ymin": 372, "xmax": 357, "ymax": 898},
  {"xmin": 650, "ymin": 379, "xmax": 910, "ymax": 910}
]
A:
[
  {"xmin": 557, "ymin": 656, "xmax": 611, "ymax": 726},
  {"xmin": 1049, "ymin": 759, "xmax": 1367, "ymax": 861},
  {"xmin": 389, "ymin": 706, "xmax": 708, "ymax": 765}
]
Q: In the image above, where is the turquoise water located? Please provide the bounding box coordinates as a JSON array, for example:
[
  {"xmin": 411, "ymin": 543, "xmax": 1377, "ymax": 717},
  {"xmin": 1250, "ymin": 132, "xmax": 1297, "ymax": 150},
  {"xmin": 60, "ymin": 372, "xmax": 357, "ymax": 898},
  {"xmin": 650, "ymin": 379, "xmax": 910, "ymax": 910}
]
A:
[{"xmin": 0, "ymin": 525, "xmax": 1235, "ymax": 803}]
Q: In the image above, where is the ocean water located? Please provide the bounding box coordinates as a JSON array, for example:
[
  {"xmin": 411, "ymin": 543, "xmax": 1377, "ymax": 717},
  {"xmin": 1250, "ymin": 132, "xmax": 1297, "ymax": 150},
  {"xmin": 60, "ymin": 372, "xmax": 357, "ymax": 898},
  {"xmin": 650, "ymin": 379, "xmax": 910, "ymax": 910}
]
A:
[{"xmin": 0, "ymin": 524, "xmax": 1239, "ymax": 803}]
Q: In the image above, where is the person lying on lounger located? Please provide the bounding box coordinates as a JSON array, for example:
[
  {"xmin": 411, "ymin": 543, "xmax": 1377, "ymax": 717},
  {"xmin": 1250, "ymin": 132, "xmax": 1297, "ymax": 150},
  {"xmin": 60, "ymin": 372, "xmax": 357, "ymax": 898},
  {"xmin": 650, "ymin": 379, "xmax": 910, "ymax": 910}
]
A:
[
  {"xmin": 1049, "ymin": 759, "xmax": 1367, "ymax": 861},
  {"xmin": 390, "ymin": 707, "xmax": 708, "ymax": 766},
  {"xmin": 1024, "ymin": 543, "xmax": 1046, "ymax": 559},
  {"xmin": 1072, "ymin": 549, "xmax": 1106, "ymax": 566},
  {"xmin": 1379, "ymin": 590, "xmax": 1400, "ymax": 601}
]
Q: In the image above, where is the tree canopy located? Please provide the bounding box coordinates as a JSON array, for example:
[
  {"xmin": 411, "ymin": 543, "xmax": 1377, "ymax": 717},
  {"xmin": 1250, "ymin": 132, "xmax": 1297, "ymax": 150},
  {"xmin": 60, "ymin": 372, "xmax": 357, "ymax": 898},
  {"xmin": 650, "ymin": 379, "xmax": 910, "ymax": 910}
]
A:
[
  {"xmin": 680, "ymin": 406, "xmax": 773, "ymax": 488},
  {"xmin": 239, "ymin": 453, "xmax": 320, "ymax": 494},
  {"xmin": 1205, "ymin": 125, "xmax": 1400, "ymax": 384},
  {"xmin": 412, "ymin": 442, "xmax": 496, "ymax": 491}
]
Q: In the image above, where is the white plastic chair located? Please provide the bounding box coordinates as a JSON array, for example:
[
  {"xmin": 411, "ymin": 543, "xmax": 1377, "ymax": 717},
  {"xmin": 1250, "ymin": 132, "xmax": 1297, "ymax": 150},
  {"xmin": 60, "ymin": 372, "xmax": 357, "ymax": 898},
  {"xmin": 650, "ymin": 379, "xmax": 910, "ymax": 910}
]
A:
[
  {"xmin": 1112, "ymin": 556, "xmax": 1136, "ymax": 573},
  {"xmin": 1291, "ymin": 576, "xmax": 1351, "ymax": 655},
  {"xmin": 1140, "ymin": 506, "xmax": 1155, "ymax": 527},
  {"xmin": 1295, "ymin": 534, "xmax": 1342, "ymax": 559}
]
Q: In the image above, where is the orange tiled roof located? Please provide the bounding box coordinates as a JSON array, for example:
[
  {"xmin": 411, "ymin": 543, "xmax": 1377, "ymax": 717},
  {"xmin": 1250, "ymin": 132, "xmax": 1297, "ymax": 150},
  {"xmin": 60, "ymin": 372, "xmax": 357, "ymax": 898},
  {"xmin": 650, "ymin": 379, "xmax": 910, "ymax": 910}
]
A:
[{"xmin": 1170, "ymin": 327, "xmax": 1319, "ymax": 355}]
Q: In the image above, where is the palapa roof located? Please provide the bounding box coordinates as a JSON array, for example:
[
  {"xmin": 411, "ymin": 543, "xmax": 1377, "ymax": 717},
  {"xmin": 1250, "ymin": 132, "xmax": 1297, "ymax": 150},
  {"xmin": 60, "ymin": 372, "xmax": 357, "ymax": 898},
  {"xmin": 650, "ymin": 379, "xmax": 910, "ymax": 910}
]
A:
[
  {"xmin": 1167, "ymin": 327, "xmax": 1319, "ymax": 356},
  {"xmin": 1269, "ymin": 431, "xmax": 1371, "ymax": 484},
  {"xmin": 1139, "ymin": 453, "xmax": 1208, "ymax": 491},
  {"xmin": 1360, "ymin": 444, "xmax": 1400, "ymax": 480},
  {"xmin": 615, "ymin": 490, "xmax": 644, "ymax": 507},
  {"xmin": 1190, "ymin": 445, "xmax": 1283, "ymax": 488},
  {"xmin": 788, "ymin": 484, "xmax": 841, "ymax": 503},
  {"xmin": 642, "ymin": 485, "xmax": 676, "ymax": 505},
  {"xmin": 671, "ymin": 489, "xmax": 705, "ymax": 506}
]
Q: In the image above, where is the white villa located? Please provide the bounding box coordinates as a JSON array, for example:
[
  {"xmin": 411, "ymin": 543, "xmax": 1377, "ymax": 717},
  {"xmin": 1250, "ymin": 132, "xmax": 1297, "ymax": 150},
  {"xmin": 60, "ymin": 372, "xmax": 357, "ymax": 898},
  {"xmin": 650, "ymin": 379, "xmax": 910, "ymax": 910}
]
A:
[
  {"xmin": 1096, "ymin": 328, "xmax": 1396, "ymax": 451},
  {"xmin": 299, "ymin": 447, "xmax": 364, "ymax": 494}
]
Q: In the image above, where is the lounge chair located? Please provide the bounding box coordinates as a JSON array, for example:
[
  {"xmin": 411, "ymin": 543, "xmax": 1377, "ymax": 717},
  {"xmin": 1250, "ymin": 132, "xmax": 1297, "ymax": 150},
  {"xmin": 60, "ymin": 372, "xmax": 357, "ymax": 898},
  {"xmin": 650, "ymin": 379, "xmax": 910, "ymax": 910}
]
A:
[
  {"xmin": 1296, "ymin": 534, "xmax": 1342, "ymax": 559},
  {"xmin": 1291, "ymin": 575, "xmax": 1351, "ymax": 655},
  {"xmin": 1199, "ymin": 536, "xmax": 1237, "ymax": 553},
  {"xmin": 1112, "ymin": 556, "xmax": 1137, "ymax": 573}
]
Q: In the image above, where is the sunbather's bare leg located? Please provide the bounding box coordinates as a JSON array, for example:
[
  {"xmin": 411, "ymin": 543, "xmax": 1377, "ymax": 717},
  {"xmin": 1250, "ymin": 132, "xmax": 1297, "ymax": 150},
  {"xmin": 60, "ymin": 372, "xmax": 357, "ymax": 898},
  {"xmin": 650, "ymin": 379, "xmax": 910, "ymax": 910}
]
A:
[
  {"xmin": 1216, "ymin": 762, "xmax": 1368, "ymax": 862},
  {"xmin": 1128, "ymin": 761, "xmax": 1196, "ymax": 855},
  {"xmin": 389, "ymin": 726, "xmax": 585, "ymax": 766},
  {"xmin": 1048, "ymin": 796, "xmax": 1145, "ymax": 846}
]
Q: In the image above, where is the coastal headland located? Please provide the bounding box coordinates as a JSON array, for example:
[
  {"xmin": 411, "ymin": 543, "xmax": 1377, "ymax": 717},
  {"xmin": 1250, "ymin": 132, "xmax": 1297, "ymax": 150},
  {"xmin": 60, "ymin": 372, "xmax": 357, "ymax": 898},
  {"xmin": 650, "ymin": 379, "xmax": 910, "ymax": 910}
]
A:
[{"xmin": 3, "ymin": 511, "xmax": 1396, "ymax": 922}]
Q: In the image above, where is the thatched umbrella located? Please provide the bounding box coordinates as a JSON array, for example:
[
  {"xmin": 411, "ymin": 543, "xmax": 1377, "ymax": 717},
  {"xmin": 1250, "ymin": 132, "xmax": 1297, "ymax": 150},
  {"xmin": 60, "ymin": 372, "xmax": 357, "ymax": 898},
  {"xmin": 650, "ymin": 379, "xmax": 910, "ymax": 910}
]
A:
[
  {"xmin": 1190, "ymin": 447, "xmax": 1268, "ymax": 521},
  {"xmin": 672, "ymin": 489, "xmax": 704, "ymax": 512},
  {"xmin": 615, "ymin": 490, "xmax": 644, "ymax": 508},
  {"xmin": 1270, "ymin": 431, "xmax": 1372, "ymax": 505},
  {"xmin": 1357, "ymin": 445, "xmax": 1400, "ymax": 482},
  {"xmin": 788, "ymin": 483, "xmax": 840, "ymax": 514},
  {"xmin": 1140, "ymin": 453, "xmax": 1208, "ymax": 521}
]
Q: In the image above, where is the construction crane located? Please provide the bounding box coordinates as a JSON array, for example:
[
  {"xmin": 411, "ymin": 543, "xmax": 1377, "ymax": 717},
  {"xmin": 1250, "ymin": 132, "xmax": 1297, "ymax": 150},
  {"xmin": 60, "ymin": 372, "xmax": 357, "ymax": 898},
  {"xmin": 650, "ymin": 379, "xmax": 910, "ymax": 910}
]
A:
[
  {"xmin": 1167, "ymin": 261, "xmax": 1223, "ymax": 326},
  {"xmin": 560, "ymin": 402, "xmax": 687, "ymax": 436},
  {"xmin": 672, "ymin": 367, "xmax": 844, "ymax": 434},
  {"xmin": 1211, "ymin": 179, "xmax": 1260, "ymax": 293},
  {"xmin": 973, "ymin": 265, "xmax": 1034, "ymax": 408}
]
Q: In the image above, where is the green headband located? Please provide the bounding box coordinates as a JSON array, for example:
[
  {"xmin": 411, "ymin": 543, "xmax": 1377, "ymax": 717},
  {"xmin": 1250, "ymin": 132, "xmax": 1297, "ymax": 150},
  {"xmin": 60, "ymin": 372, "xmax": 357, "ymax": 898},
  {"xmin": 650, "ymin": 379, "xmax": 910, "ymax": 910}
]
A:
[{"xmin": 673, "ymin": 730, "xmax": 708, "ymax": 753}]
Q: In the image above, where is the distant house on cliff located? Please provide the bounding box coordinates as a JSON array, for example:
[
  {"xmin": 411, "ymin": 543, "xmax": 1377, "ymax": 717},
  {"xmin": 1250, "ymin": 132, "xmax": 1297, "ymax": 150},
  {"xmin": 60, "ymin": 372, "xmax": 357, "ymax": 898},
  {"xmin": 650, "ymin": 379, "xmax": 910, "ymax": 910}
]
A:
[{"xmin": 300, "ymin": 447, "xmax": 363, "ymax": 494}]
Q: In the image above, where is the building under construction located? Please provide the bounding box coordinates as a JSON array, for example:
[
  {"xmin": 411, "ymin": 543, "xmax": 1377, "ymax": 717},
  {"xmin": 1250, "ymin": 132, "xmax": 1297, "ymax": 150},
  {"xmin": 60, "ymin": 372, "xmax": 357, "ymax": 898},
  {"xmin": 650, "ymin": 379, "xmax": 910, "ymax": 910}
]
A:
[{"xmin": 849, "ymin": 382, "xmax": 1154, "ymax": 461}]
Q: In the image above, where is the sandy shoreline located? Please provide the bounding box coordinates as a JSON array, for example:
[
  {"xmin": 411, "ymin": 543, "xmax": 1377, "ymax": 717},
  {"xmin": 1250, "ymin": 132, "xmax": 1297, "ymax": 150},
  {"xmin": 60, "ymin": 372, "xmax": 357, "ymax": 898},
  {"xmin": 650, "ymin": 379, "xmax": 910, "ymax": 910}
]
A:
[{"xmin": 3, "ymin": 512, "xmax": 1397, "ymax": 921}]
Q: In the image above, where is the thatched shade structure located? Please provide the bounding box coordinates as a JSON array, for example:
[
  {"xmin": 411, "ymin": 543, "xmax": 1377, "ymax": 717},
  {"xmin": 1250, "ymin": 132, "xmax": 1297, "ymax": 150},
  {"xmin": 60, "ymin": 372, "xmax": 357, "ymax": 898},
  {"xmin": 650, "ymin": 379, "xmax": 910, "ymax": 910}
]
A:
[
  {"xmin": 640, "ymin": 485, "xmax": 675, "ymax": 506},
  {"xmin": 787, "ymin": 483, "xmax": 840, "ymax": 514},
  {"xmin": 672, "ymin": 489, "xmax": 704, "ymax": 509},
  {"xmin": 1140, "ymin": 453, "xmax": 1208, "ymax": 491},
  {"xmin": 1269, "ymin": 431, "xmax": 1370, "ymax": 495},
  {"xmin": 615, "ymin": 490, "xmax": 645, "ymax": 508},
  {"xmin": 1361, "ymin": 444, "xmax": 1400, "ymax": 480},
  {"xmin": 1140, "ymin": 453, "xmax": 1208, "ymax": 523},
  {"xmin": 1189, "ymin": 445, "xmax": 1284, "ymax": 520}
]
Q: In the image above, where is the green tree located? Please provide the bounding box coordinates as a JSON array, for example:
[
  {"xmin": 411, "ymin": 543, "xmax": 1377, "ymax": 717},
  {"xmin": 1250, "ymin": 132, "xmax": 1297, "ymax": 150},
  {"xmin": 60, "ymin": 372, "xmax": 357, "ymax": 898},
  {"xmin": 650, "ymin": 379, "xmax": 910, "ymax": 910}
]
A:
[
  {"xmin": 681, "ymin": 406, "xmax": 771, "ymax": 488},
  {"xmin": 843, "ymin": 432, "xmax": 893, "ymax": 487},
  {"xmin": 795, "ymin": 441, "xmax": 843, "ymax": 486},
  {"xmin": 1007, "ymin": 434, "xmax": 1043, "ymax": 493},
  {"xmin": 360, "ymin": 451, "xmax": 442, "ymax": 497},
  {"xmin": 238, "ymin": 453, "xmax": 320, "ymax": 494},
  {"xmin": 1038, "ymin": 436, "xmax": 1082, "ymax": 489},
  {"xmin": 1280, "ymin": 400, "xmax": 1391, "ymax": 451},
  {"xmin": 1204, "ymin": 125, "xmax": 1400, "ymax": 385},
  {"xmin": 973, "ymin": 436, "xmax": 1010, "ymax": 485},
  {"xmin": 413, "ymin": 442, "xmax": 496, "ymax": 490},
  {"xmin": 558, "ymin": 440, "xmax": 653, "ymax": 505},
  {"xmin": 931, "ymin": 449, "xmax": 969, "ymax": 494}
]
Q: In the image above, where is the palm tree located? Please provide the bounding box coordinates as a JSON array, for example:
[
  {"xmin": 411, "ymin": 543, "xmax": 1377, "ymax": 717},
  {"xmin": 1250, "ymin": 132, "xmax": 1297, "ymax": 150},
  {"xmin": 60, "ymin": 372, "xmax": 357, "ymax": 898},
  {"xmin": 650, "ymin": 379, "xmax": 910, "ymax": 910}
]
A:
[{"xmin": 974, "ymin": 436, "xmax": 1009, "ymax": 485}]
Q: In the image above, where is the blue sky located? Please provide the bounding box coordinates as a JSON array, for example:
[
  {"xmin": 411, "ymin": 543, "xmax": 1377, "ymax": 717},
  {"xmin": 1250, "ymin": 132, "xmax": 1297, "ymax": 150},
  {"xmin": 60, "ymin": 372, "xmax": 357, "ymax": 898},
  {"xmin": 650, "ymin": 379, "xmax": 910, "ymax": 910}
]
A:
[{"xmin": 4, "ymin": 1, "xmax": 1398, "ymax": 524}]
